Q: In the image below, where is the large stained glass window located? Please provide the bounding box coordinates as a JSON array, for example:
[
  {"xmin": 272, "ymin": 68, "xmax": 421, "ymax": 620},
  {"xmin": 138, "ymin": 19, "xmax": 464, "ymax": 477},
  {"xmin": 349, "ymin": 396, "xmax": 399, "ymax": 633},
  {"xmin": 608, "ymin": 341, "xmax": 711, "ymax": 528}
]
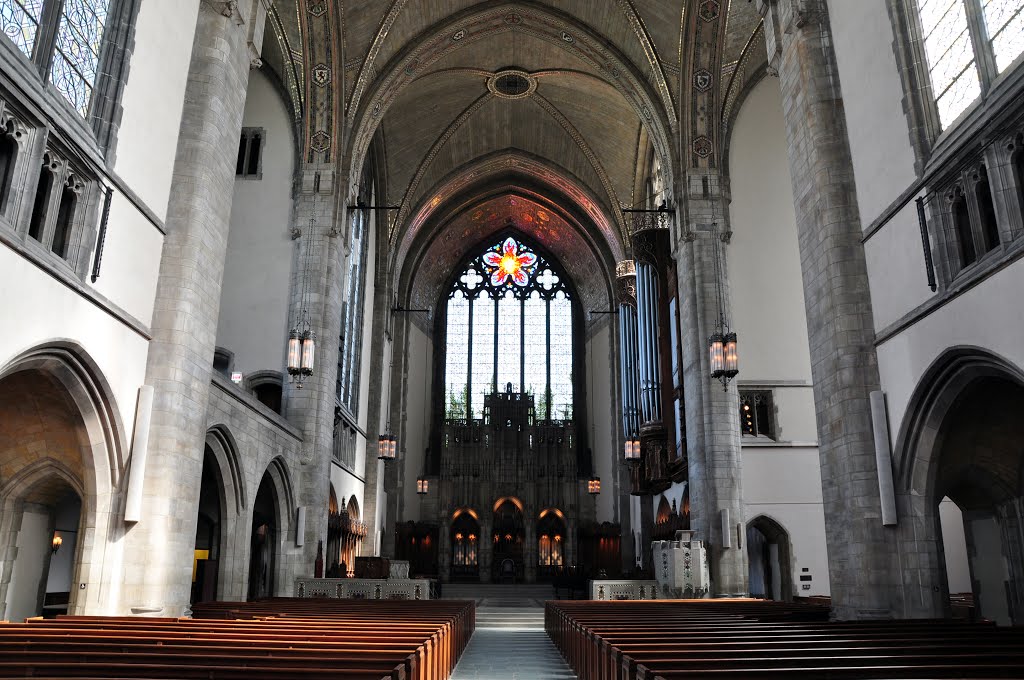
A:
[
  {"xmin": 982, "ymin": 0, "xmax": 1024, "ymax": 73},
  {"xmin": 0, "ymin": 0, "xmax": 110, "ymax": 117},
  {"xmin": 916, "ymin": 0, "xmax": 1024, "ymax": 131},
  {"xmin": 1, "ymin": 0, "xmax": 42, "ymax": 58},
  {"xmin": 444, "ymin": 236, "xmax": 575, "ymax": 422},
  {"xmin": 919, "ymin": 0, "xmax": 980, "ymax": 128},
  {"xmin": 51, "ymin": 0, "xmax": 108, "ymax": 115}
]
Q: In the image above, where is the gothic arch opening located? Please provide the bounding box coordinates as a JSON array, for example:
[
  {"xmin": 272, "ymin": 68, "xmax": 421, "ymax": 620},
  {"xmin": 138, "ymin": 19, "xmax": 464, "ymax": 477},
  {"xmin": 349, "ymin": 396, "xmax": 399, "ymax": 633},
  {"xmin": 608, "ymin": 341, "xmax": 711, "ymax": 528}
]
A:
[
  {"xmin": 493, "ymin": 498, "xmax": 525, "ymax": 583},
  {"xmin": 0, "ymin": 345, "xmax": 120, "ymax": 620},
  {"xmin": 897, "ymin": 348, "xmax": 1024, "ymax": 624},
  {"xmin": 192, "ymin": 447, "xmax": 223, "ymax": 604},
  {"xmin": 248, "ymin": 471, "xmax": 281, "ymax": 600},
  {"xmin": 746, "ymin": 515, "xmax": 793, "ymax": 601},
  {"xmin": 536, "ymin": 509, "xmax": 566, "ymax": 582},
  {"xmin": 450, "ymin": 510, "xmax": 481, "ymax": 582}
]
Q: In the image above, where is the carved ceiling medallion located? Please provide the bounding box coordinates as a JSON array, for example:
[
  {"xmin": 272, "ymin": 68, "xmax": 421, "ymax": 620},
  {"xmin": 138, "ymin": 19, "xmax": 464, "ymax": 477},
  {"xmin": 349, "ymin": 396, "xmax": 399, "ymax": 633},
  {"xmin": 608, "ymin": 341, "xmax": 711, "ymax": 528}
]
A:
[{"xmin": 487, "ymin": 69, "xmax": 538, "ymax": 100}]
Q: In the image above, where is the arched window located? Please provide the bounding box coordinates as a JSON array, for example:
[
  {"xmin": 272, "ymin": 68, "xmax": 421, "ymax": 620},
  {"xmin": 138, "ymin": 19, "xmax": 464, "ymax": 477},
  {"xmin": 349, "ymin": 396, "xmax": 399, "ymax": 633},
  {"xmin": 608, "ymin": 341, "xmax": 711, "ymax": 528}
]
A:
[
  {"xmin": 974, "ymin": 165, "xmax": 1000, "ymax": 252},
  {"xmin": 951, "ymin": 186, "xmax": 976, "ymax": 267},
  {"xmin": 443, "ymin": 235, "xmax": 575, "ymax": 422},
  {"xmin": 1, "ymin": 0, "xmax": 113, "ymax": 116},
  {"xmin": 917, "ymin": 1, "xmax": 1024, "ymax": 130}
]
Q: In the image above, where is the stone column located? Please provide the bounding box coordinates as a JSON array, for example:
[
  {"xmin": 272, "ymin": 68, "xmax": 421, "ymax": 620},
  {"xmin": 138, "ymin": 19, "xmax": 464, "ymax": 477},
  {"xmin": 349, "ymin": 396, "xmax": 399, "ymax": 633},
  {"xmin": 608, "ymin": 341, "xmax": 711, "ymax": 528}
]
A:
[
  {"xmin": 759, "ymin": 0, "xmax": 898, "ymax": 619},
  {"xmin": 125, "ymin": 1, "xmax": 264, "ymax": 615},
  {"xmin": 480, "ymin": 519, "xmax": 492, "ymax": 582},
  {"xmin": 282, "ymin": 163, "xmax": 346, "ymax": 583},
  {"xmin": 673, "ymin": 173, "xmax": 748, "ymax": 596}
]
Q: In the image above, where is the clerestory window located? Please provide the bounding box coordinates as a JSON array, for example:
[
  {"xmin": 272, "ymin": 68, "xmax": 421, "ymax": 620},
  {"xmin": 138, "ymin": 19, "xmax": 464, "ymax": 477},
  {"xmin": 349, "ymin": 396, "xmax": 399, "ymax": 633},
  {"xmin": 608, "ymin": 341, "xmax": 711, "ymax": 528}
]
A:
[
  {"xmin": 1, "ymin": 0, "xmax": 112, "ymax": 117},
  {"xmin": 916, "ymin": 0, "xmax": 1024, "ymax": 130},
  {"xmin": 443, "ymin": 235, "xmax": 575, "ymax": 422}
]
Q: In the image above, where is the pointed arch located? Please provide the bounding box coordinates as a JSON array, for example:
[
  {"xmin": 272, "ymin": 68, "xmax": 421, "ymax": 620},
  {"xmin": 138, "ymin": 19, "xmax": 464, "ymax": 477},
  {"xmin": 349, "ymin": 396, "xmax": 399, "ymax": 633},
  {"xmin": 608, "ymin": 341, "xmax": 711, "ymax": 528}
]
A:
[
  {"xmin": 345, "ymin": 3, "xmax": 678, "ymax": 201},
  {"xmin": 0, "ymin": 340, "xmax": 127, "ymax": 490},
  {"xmin": 204, "ymin": 426, "xmax": 247, "ymax": 516},
  {"xmin": 746, "ymin": 514, "xmax": 794, "ymax": 601}
]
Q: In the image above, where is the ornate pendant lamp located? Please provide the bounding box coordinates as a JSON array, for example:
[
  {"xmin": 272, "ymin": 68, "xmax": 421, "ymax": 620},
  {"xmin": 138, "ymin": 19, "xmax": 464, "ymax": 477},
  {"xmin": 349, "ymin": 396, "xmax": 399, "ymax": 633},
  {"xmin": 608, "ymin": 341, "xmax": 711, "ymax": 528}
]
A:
[
  {"xmin": 624, "ymin": 434, "xmax": 641, "ymax": 463},
  {"xmin": 708, "ymin": 197, "xmax": 739, "ymax": 390},
  {"xmin": 286, "ymin": 195, "xmax": 319, "ymax": 388}
]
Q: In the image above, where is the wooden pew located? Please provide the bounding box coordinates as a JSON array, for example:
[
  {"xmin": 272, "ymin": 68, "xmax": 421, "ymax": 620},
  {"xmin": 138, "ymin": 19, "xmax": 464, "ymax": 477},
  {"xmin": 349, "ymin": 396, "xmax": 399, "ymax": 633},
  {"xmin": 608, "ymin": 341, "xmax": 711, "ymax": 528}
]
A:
[
  {"xmin": 545, "ymin": 599, "xmax": 1024, "ymax": 680},
  {"xmin": 0, "ymin": 598, "xmax": 474, "ymax": 680}
]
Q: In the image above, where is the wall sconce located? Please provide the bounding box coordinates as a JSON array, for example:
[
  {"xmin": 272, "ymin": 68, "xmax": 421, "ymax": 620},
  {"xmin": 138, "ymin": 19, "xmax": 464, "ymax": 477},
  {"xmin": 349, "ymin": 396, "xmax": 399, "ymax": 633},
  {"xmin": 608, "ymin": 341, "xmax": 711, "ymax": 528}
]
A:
[
  {"xmin": 416, "ymin": 476, "xmax": 429, "ymax": 495},
  {"xmin": 588, "ymin": 476, "xmax": 601, "ymax": 495},
  {"xmin": 51, "ymin": 533, "xmax": 62, "ymax": 554}
]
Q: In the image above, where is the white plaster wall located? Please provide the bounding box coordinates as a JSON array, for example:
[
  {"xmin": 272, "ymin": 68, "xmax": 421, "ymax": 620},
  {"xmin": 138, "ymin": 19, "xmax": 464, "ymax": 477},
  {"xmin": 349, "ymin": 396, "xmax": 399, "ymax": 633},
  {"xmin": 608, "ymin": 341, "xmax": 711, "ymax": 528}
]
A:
[
  {"xmin": 938, "ymin": 498, "xmax": 971, "ymax": 593},
  {"xmin": 876, "ymin": 257, "xmax": 1024, "ymax": 441},
  {"xmin": 113, "ymin": 1, "xmax": 199, "ymax": 220},
  {"xmin": 826, "ymin": 0, "xmax": 935, "ymax": 330},
  {"xmin": 217, "ymin": 70, "xmax": 295, "ymax": 376},
  {"xmin": 743, "ymin": 448, "xmax": 831, "ymax": 596},
  {"xmin": 827, "ymin": 0, "xmax": 918, "ymax": 222},
  {"xmin": 863, "ymin": 204, "xmax": 933, "ymax": 331},
  {"xmin": 0, "ymin": 246, "xmax": 150, "ymax": 448},
  {"xmin": 6, "ymin": 510, "xmax": 48, "ymax": 621},
  {"xmin": 402, "ymin": 325, "xmax": 433, "ymax": 523},
  {"xmin": 90, "ymin": 194, "xmax": 164, "ymax": 325},
  {"xmin": 769, "ymin": 386, "xmax": 818, "ymax": 444},
  {"xmin": 585, "ymin": 324, "xmax": 617, "ymax": 523},
  {"xmin": 728, "ymin": 77, "xmax": 812, "ymax": 383}
]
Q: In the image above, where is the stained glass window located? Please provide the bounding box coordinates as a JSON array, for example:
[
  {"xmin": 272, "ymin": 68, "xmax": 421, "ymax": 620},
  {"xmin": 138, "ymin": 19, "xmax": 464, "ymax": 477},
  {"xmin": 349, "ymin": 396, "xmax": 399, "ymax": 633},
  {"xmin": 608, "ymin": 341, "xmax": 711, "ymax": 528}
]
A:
[
  {"xmin": 523, "ymin": 291, "xmax": 547, "ymax": 403},
  {"xmin": 549, "ymin": 291, "xmax": 573, "ymax": 421},
  {"xmin": 496, "ymin": 290, "xmax": 522, "ymax": 392},
  {"xmin": 445, "ymin": 295, "xmax": 470, "ymax": 419},
  {"xmin": 337, "ymin": 199, "xmax": 371, "ymax": 413},
  {"xmin": 919, "ymin": 0, "xmax": 981, "ymax": 128},
  {"xmin": 444, "ymin": 235, "xmax": 574, "ymax": 421},
  {"xmin": 470, "ymin": 296, "xmax": 495, "ymax": 419},
  {"xmin": 51, "ymin": 0, "xmax": 109, "ymax": 115},
  {"xmin": 1, "ymin": 0, "xmax": 42, "ymax": 57},
  {"xmin": 982, "ymin": 0, "xmax": 1024, "ymax": 72}
]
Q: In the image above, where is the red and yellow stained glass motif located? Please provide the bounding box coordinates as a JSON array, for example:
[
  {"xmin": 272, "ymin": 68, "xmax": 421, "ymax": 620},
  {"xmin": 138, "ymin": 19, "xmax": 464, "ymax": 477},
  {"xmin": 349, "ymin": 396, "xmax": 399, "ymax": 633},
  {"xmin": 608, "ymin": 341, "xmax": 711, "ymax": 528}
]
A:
[{"xmin": 482, "ymin": 237, "xmax": 538, "ymax": 287}]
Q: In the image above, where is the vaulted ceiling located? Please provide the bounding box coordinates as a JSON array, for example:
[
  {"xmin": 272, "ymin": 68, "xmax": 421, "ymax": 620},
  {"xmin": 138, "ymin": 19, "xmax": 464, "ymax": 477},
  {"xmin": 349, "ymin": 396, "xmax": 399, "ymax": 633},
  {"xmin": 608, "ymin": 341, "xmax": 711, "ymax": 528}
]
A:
[{"xmin": 262, "ymin": 1, "xmax": 766, "ymax": 319}]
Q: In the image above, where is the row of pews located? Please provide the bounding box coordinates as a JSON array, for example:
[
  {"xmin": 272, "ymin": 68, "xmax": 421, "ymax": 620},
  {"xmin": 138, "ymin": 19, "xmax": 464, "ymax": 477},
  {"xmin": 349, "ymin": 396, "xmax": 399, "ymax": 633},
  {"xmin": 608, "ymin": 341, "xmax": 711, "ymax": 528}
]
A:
[
  {"xmin": 546, "ymin": 599, "xmax": 1024, "ymax": 679},
  {"xmin": 0, "ymin": 598, "xmax": 474, "ymax": 679}
]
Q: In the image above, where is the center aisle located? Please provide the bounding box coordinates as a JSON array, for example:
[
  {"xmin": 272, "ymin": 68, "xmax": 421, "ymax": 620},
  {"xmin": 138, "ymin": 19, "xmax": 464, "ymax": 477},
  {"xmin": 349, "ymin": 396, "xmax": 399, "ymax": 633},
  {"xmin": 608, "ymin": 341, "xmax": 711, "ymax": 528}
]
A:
[{"xmin": 445, "ymin": 584, "xmax": 577, "ymax": 680}]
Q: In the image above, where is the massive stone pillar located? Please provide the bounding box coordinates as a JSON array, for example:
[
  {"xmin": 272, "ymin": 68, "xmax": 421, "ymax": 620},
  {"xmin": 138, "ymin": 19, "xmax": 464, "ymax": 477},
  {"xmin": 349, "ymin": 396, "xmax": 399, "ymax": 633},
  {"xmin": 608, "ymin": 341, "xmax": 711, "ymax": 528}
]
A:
[
  {"xmin": 282, "ymin": 164, "xmax": 346, "ymax": 581},
  {"xmin": 759, "ymin": 0, "xmax": 898, "ymax": 619},
  {"xmin": 125, "ymin": 0, "xmax": 264, "ymax": 615},
  {"xmin": 674, "ymin": 175, "xmax": 747, "ymax": 596}
]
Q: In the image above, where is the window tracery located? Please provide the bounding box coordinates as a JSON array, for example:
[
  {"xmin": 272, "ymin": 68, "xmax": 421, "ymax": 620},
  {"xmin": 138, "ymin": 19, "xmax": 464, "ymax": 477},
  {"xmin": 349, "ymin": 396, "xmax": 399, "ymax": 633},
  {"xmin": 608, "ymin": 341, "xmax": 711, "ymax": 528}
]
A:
[
  {"xmin": 1, "ymin": 0, "xmax": 110, "ymax": 117},
  {"xmin": 916, "ymin": 0, "xmax": 1024, "ymax": 130},
  {"xmin": 444, "ymin": 235, "xmax": 574, "ymax": 422}
]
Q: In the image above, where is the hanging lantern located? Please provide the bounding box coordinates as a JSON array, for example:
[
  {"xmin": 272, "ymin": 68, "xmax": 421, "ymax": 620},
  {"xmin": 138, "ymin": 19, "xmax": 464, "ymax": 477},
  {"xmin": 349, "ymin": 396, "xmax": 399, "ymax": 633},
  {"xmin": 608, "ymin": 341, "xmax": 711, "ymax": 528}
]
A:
[
  {"xmin": 588, "ymin": 476, "xmax": 601, "ymax": 495},
  {"xmin": 286, "ymin": 330, "xmax": 301, "ymax": 375},
  {"xmin": 709, "ymin": 329, "xmax": 739, "ymax": 389},
  {"xmin": 624, "ymin": 434, "xmax": 641, "ymax": 463},
  {"xmin": 416, "ymin": 476, "xmax": 429, "ymax": 495},
  {"xmin": 377, "ymin": 432, "xmax": 397, "ymax": 461},
  {"xmin": 723, "ymin": 332, "xmax": 739, "ymax": 377},
  {"xmin": 300, "ymin": 331, "xmax": 316, "ymax": 374}
]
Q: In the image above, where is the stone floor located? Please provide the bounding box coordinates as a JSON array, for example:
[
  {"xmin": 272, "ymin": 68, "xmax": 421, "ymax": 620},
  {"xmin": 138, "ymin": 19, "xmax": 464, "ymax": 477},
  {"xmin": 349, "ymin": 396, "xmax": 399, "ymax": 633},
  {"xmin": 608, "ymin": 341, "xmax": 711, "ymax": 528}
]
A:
[{"xmin": 445, "ymin": 584, "xmax": 577, "ymax": 680}]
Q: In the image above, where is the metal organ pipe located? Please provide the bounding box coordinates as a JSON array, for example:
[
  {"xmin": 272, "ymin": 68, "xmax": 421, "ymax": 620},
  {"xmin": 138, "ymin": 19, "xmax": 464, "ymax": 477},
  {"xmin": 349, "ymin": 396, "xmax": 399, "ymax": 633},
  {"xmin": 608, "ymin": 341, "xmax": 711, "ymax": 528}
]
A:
[
  {"xmin": 635, "ymin": 261, "xmax": 662, "ymax": 425},
  {"xmin": 618, "ymin": 303, "xmax": 640, "ymax": 436}
]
